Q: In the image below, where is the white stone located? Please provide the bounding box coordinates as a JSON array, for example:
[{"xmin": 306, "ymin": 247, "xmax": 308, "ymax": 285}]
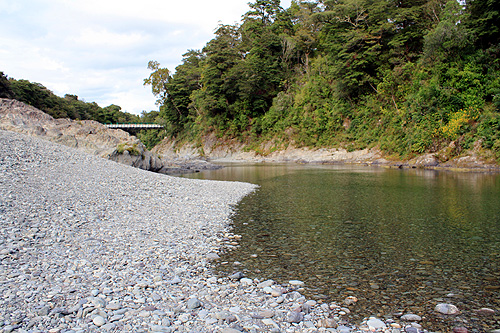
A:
[
  {"xmin": 93, "ymin": 316, "xmax": 106, "ymax": 327},
  {"xmin": 367, "ymin": 317, "xmax": 386, "ymax": 330},
  {"xmin": 257, "ymin": 280, "xmax": 275, "ymax": 288},
  {"xmin": 240, "ymin": 278, "xmax": 253, "ymax": 286},
  {"xmin": 435, "ymin": 303, "xmax": 460, "ymax": 315},
  {"xmin": 289, "ymin": 280, "xmax": 305, "ymax": 286}
]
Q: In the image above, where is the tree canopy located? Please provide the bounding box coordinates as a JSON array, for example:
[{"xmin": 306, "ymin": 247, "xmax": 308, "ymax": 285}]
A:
[{"xmin": 144, "ymin": 0, "xmax": 500, "ymax": 160}]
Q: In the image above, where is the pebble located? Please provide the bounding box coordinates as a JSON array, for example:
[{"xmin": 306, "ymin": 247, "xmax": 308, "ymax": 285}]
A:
[
  {"xmin": 286, "ymin": 311, "xmax": 304, "ymax": 323},
  {"xmin": 222, "ymin": 328, "xmax": 242, "ymax": 333},
  {"xmin": 476, "ymin": 308, "xmax": 496, "ymax": 315},
  {"xmin": 367, "ymin": 317, "xmax": 386, "ymax": 329},
  {"xmin": 289, "ymin": 280, "xmax": 305, "ymax": 286},
  {"xmin": 453, "ymin": 327, "xmax": 468, "ymax": 333},
  {"xmin": 257, "ymin": 280, "xmax": 275, "ymax": 288},
  {"xmin": 0, "ymin": 130, "xmax": 446, "ymax": 333},
  {"xmin": 401, "ymin": 314, "xmax": 422, "ymax": 321},
  {"xmin": 187, "ymin": 298, "xmax": 202, "ymax": 309},
  {"xmin": 92, "ymin": 316, "xmax": 106, "ymax": 327},
  {"xmin": 435, "ymin": 303, "xmax": 460, "ymax": 315},
  {"xmin": 240, "ymin": 278, "xmax": 253, "ymax": 286}
]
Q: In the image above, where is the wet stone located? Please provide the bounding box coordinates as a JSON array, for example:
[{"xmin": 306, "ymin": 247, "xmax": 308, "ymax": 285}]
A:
[{"xmin": 435, "ymin": 303, "xmax": 460, "ymax": 315}]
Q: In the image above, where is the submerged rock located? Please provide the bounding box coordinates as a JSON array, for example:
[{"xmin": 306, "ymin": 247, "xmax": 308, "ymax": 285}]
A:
[{"xmin": 435, "ymin": 303, "xmax": 460, "ymax": 315}]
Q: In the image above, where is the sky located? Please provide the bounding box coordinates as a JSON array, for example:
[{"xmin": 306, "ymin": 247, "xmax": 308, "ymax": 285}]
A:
[{"xmin": 0, "ymin": 0, "xmax": 292, "ymax": 115}]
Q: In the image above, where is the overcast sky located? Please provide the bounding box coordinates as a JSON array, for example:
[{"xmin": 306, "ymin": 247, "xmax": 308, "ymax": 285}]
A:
[{"xmin": 0, "ymin": 0, "xmax": 292, "ymax": 115}]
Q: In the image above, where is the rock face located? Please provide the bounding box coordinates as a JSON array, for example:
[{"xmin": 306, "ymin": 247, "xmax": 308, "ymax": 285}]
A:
[
  {"xmin": 0, "ymin": 98, "xmax": 219, "ymax": 173},
  {"xmin": 153, "ymin": 132, "xmax": 390, "ymax": 165},
  {"xmin": 153, "ymin": 128, "xmax": 500, "ymax": 170}
]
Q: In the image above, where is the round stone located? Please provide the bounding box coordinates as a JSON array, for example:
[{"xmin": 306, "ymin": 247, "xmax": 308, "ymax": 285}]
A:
[
  {"xmin": 367, "ymin": 317, "xmax": 386, "ymax": 330},
  {"xmin": 93, "ymin": 315, "xmax": 106, "ymax": 327}
]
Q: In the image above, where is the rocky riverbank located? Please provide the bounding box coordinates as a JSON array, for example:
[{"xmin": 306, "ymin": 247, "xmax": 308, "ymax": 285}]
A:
[
  {"xmin": 0, "ymin": 98, "xmax": 220, "ymax": 174},
  {"xmin": 152, "ymin": 134, "xmax": 500, "ymax": 172},
  {"xmin": 1, "ymin": 130, "xmax": 477, "ymax": 333}
]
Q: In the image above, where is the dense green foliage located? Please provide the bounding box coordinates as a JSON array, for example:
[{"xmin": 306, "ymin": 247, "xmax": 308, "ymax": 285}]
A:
[
  {"xmin": 1, "ymin": 74, "xmax": 139, "ymax": 123},
  {"xmin": 146, "ymin": 0, "xmax": 500, "ymax": 160}
]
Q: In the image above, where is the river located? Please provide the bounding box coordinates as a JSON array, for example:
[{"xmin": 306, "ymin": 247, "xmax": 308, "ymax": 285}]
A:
[{"xmin": 181, "ymin": 163, "xmax": 500, "ymax": 331}]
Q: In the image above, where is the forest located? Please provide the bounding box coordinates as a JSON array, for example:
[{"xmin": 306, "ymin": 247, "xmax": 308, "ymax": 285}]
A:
[
  {"xmin": 2, "ymin": 0, "xmax": 499, "ymax": 161},
  {"xmin": 143, "ymin": 0, "xmax": 500, "ymax": 161}
]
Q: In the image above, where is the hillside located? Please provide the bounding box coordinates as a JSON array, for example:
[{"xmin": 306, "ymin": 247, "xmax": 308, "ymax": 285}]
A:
[{"xmin": 144, "ymin": 0, "xmax": 500, "ymax": 167}]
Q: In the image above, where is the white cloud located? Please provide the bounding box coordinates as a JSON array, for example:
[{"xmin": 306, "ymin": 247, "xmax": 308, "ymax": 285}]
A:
[{"xmin": 0, "ymin": 0, "xmax": 292, "ymax": 115}]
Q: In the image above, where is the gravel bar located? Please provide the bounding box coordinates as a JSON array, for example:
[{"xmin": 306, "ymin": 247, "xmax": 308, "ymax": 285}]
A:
[{"xmin": 0, "ymin": 131, "xmax": 435, "ymax": 333}]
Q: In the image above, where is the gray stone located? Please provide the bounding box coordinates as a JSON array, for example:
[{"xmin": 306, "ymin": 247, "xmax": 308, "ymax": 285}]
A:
[
  {"xmin": 178, "ymin": 313, "xmax": 190, "ymax": 323},
  {"xmin": 222, "ymin": 329, "xmax": 242, "ymax": 333},
  {"xmin": 338, "ymin": 325, "xmax": 352, "ymax": 333},
  {"xmin": 229, "ymin": 271, "xmax": 244, "ymax": 280},
  {"xmin": 187, "ymin": 298, "xmax": 202, "ymax": 309},
  {"xmin": 37, "ymin": 306, "xmax": 51, "ymax": 316},
  {"xmin": 240, "ymin": 278, "xmax": 253, "ymax": 286},
  {"xmin": 401, "ymin": 314, "xmax": 422, "ymax": 321},
  {"xmin": 101, "ymin": 323, "xmax": 116, "ymax": 330},
  {"xmin": 262, "ymin": 318, "xmax": 278, "ymax": 327},
  {"xmin": 206, "ymin": 253, "xmax": 220, "ymax": 260},
  {"xmin": 170, "ymin": 276, "xmax": 182, "ymax": 285},
  {"xmin": 151, "ymin": 324, "xmax": 172, "ymax": 332},
  {"xmin": 105, "ymin": 301, "xmax": 121, "ymax": 310},
  {"xmin": 286, "ymin": 311, "xmax": 304, "ymax": 323},
  {"xmin": 258, "ymin": 310, "xmax": 275, "ymax": 318}
]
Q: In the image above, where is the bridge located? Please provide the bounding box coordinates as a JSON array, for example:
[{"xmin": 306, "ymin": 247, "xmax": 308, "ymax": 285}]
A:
[{"xmin": 105, "ymin": 123, "xmax": 164, "ymax": 129}]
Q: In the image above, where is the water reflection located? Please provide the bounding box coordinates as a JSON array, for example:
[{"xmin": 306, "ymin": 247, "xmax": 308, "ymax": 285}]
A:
[{"xmin": 182, "ymin": 164, "xmax": 500, "ymax": 330}]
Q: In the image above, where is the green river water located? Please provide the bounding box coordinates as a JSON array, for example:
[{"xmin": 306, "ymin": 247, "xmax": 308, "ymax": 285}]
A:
[{"xmin": 182, "ymin": 164, "xmax": 500, "ymax": 331}]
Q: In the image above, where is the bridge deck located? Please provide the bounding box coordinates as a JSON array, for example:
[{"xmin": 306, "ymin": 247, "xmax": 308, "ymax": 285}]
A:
[{"xmin": 105, "ymin": 124, "xmax": 164, "ymax": 129}]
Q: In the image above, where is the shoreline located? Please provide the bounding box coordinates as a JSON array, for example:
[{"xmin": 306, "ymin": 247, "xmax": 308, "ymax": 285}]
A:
[
  {"xmin": 207, "ymin": 157, "xmax": 500, "ymax": 174},
  {"xmin": 153, "ymin": 136, "xmax": 500, "ymax": 174},
  {"xmin": 0, "ymin": 130, "xmax": 473, "ymax": 332}
]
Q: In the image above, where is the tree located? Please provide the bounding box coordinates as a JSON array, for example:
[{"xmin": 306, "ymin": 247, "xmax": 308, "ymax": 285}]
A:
[
  {"xmin": 164, "ymin": 51, "xmax": 204, "ymax": 119},
  {"xmin": 192, "ymin": 24, "xmax": 243, "ymax": 122},
  {"xmin": 245, "ymin": 0, "xmax": 284, "ymax": 25},
  {"xmin": 288, "ymin": 1, "xmax": 322, "ymax": 71},
  {"xmin": 0, "ymin": 72, "xmax": 15, "ymax": 99},
  {"xmin": 423, "ymin": 0, "xmax": 471, "ymax": 62},
  {"xmin": 466, "ymin": 0, "xmax": 500, "ymax": 49},
  {"xmin": 318, "ymin": 0, "xmax": 393, "ymax": 99}
]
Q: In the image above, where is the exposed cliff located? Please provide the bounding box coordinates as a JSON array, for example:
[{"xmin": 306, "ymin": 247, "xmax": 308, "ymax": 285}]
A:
[{"xmin": 153, "ymin": 132, "xmax": 500, "ymax": 171}]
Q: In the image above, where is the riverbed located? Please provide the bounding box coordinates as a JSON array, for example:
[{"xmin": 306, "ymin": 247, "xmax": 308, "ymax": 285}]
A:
[{"xmin": 182, "ymin": 163, "xmax": 500, "ymax": 331}]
